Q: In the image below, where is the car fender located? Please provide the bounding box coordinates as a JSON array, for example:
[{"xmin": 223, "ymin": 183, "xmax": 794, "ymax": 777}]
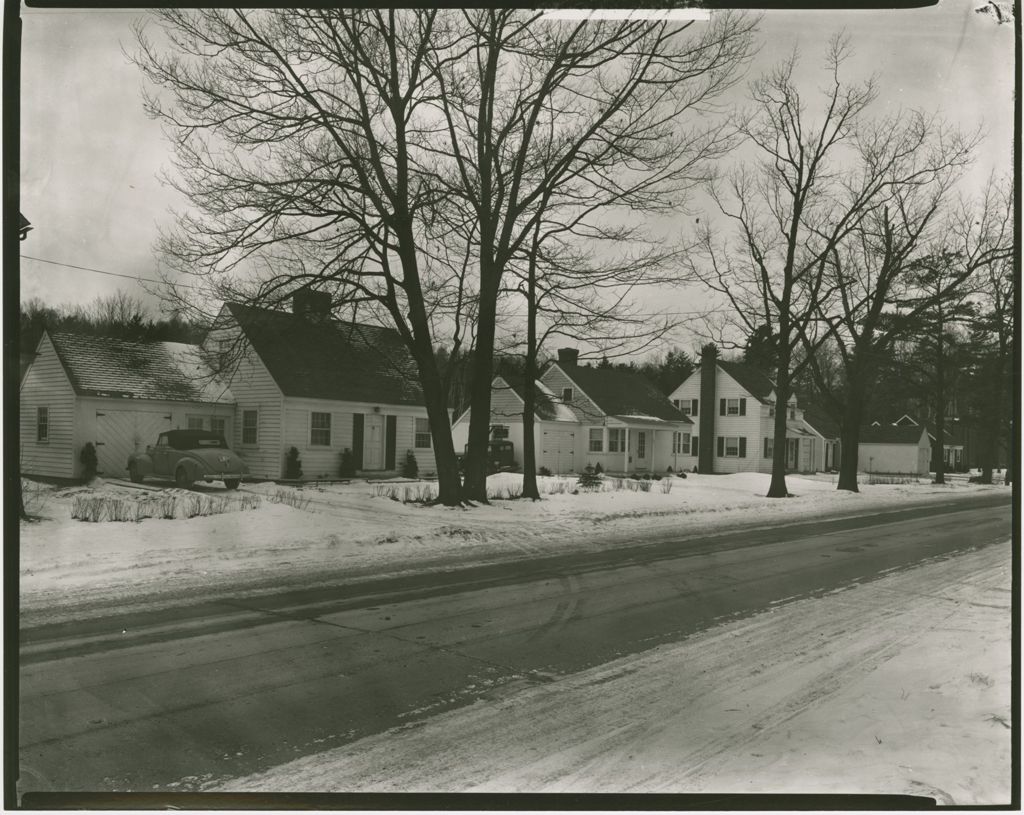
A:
[{"xmin": 175, "ymin": 455, "xmax": 202, "ymax": 481}]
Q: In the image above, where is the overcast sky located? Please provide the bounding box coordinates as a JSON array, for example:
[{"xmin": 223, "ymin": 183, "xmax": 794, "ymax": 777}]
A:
[{"xmin": 18, "ymin": 3, "xmax": 1014, "ymax": 354}]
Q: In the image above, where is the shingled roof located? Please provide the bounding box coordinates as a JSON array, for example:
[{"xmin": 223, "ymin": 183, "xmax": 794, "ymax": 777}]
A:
[
  {"xmin": 717, "ymin": 360, "xmax": 776, "ymax": 403},
  {"xmin": 555, "ymin": 363, "xmax": 691, "ymax": 423},
  {"xmin": 859, "ymin": 424, "xmax": 928, "ymax": 445},
  {"xmin": 48, "ymin": 331, "xmax": 232, "ymax": 403},
  {"xmin": 226, "ymin": 303, "xmax": 423, "ymax": 405},
  {"xmin": 500, "ymin": 376, "xmax": 577, "ymax": 422},
  {"xmin": 802, "ymin": 408, "xmax": 840, "ymax": 439}
]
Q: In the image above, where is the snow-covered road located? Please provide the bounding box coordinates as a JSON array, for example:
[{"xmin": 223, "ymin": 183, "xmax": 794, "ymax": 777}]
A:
[{"xmin": 217, "ymin": 540, "xmax": 1011, "ymax": 804}]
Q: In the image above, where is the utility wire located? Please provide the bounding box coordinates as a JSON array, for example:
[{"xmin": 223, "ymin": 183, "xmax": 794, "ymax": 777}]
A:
[
  {"xmin": 20, "ymin": 254, "xmax": 727, "ymax": 319},
  {"xmin": 19, "ymin": 254, "xmax": 201, "ymax": 290}
]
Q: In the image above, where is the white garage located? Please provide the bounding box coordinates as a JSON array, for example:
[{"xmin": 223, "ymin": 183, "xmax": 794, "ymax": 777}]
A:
[
  {"xmin": 20, "ymin": 330, "xmax": 234, "ymax": 480},
  {"xmin": 539, "ymin": 426, "xmax": 577, "ymax": 474}
]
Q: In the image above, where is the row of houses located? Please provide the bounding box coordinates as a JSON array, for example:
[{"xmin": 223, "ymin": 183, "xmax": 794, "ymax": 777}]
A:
[{"xmin": 19, "ymin": 294, "xmax": 944, "ymax": 482}]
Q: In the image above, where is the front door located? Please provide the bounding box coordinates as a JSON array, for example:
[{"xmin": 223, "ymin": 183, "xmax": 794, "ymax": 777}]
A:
[
  {"xmin": 364, "ymin": 414, "xmax": 385, "ymax": 470},
  {"xmin": 635, "ymin": 431, "xmax": 648, "ymax": 467},
  {"xmin": 786, "ymin": 437, "xmax": 799, "ymax": 470}
]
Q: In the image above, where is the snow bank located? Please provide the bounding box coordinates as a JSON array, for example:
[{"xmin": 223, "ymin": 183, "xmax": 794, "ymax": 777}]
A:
[
  {"xmin": 215, "ymin": 540, "xmax": 1011, "ymax": 802},
  {"xmin": 19, "ymin": 472, "xmax": 1006, "ymax": 624}
]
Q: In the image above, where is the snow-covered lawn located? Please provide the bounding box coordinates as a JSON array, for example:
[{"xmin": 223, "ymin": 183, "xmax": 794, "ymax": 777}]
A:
[
  {"xmin": 19, "ymin": 471, "xmax": 1006, "ymax": 624},
  {"xmin": 215, "ymin": 539, "xmax": 1012, "ymax": 802}
]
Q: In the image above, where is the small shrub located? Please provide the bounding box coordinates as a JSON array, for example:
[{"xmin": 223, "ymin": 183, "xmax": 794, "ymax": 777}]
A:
[
  {"xmin": 652, "ymin": 474, "xmax": 662, "ymax": 481},
  {"xmin": 661, "ymin": 479, "xmax": 673, "ymax": 494},
  {"xmin": 666, "ymin": 466, "xmax": 673, "ymax": 473},
  {"xmin": 638, "ymin": 479, "xmax": 652, "ymax": 492},
  {"xmin": 284, "ymin": 447, "xmax": 303, "ymax": 480},
  {"xmin": 79, "ymin": 443, "xmax": 98, "ymax": 481},
  {"xmin": 402, "ymin": 449, "xmax": 419, "ymax": 479},
  {"xmin": 677, "ymin": 471, "xmax": 687, "ymax": 479},
  {"xmin": 594, "ymin": 462, "xmax": 604, "ymax": 474},
  {"xmin": 339, "ymin": 448, "xmax": 356, "ymax": 478},
  {"xmin": 577, "ymin": 466, "xmax": 602, "ymax": 491},
  {"xmin": 538, "ymin": 466, "xmax": 552, "ymax": 477}
]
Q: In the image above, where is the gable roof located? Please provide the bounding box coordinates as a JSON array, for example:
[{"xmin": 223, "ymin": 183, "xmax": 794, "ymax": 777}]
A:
[
  {"xmin": 859, "ymin": 425, "xmax": 927, "ymax": 445},
  {"xmin": 501, "ymin": 375, "xmax": 577, "ymax": 422},
  {"xmin": 225, "ymin": 303, "xmax": 423, "ymax": 405},
  {"xmin": 802, "ymin": 408, "xmax": 840, "ymax": 440},
  {"xmin": 554, "ymin": 363, "xmax": 691, "ymax": 423},
  {"xmin": 717, "ymin": 361, "xmax": 776, "ymax": 403},
  {"xmin": 47, "ymin": 331, "xmax": 233, "ymax": 403}
]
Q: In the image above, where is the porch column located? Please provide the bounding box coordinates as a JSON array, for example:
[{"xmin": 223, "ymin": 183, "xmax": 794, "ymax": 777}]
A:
[{"xmin": 623, "ymin": 427, "xmax": 629, "ymax": 473}]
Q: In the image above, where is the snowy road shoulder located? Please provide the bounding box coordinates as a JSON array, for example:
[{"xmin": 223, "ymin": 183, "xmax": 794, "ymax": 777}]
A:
[
  {"xmin": 19, "ymin": 472, "xmax": 1008, "ymax": 625},
  {"xmin": 214, "ymin": 540, "xmax": 1012, "ymax": 803}
]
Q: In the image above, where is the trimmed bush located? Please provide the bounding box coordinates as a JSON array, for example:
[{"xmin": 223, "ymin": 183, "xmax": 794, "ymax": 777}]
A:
[
  {"xmin": 402, "ymin": 449, "xmax": 419, "ymax": 479},
  {"xmin": 594, "ymin": 462, "xmax": 604, "ymax": 474},
  {"xmin": 577, "ymin": 465, "xmax": 602, "ymax": 491},
  {"xmin": 284, "ymin": 447, "xmax": 303, "ymax": 479},
  {"xmin": 339, "ymin": 448, "xmax": 356, "ymax": 478},
  {"xmin": 538, "ymin": 466, "xmax": 552, "ymax": 477},
  {"xmin": 79, "ymin": 443, "xmax": 98, "ymax": 481}
]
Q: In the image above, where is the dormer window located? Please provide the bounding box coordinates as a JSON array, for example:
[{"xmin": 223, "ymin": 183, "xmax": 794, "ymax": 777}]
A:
[{"xmin": 562, "ymin": 387, "xmax": 573, "ymax": 402}]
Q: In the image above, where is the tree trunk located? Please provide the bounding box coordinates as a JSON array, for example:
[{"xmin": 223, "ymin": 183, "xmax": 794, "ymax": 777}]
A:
[
  {"xmin": 836, "ymin": 394, "xmax": 864, "ymax": 493},
  {"xmin": 461, "ymin": 256, "xmax": 501, "ymax": 503},
  {"xmin": 521, "ymin": 263, "xmax": 540, "ymax": 501},
  {"xmin": 410, "ymin": 339, "xmax": 463, "ymax": 506},
  {"xmin": 766, "ymin": 363, "xmax": 790, "ymax": 498},
  {"xmin": 932, "ymin": 307, "xmax": 946, "ymax": 484}
]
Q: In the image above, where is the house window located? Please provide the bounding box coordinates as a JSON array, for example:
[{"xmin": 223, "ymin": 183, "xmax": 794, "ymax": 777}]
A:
[
  {"xmin": 717, "ymin": 436, "xmax": 747, "ymax": 458},
  {"xmin": 672, "ymin": 432, "xmax": 691, "ymax": 455},
  {"xmin": 726, "ymin": 398, "xmax": 740, "ymax": 416},
  {"xmin": 187, "ymin": 416, "xmax": 205, "ymax": 430},
  {"xmin": 764, "ymin": 437, "xmax": 774, "ymax": 459},
  {"xmin": 490, "ymin": 425, "xmax": 509, "ymax": 440},
  {"xmin": 210, "ymin": 417, "xmax": 226, "ymax": 437},
  {"xmin": 768, "ymin": 402, "xmax": 775, "ymax": 418},
  {"xmin": 561, "ymin": 387, "xmax": 573, "ymax": 402},
  {"xmin": 241, "ymin": 410, "xmax": 258, "ymax": 445},
  {"xmin": 588, "ymin": 428, "xmax": 604, "ymax": 452},
  {"xmin": 608, "ymin": 428, "xmax": 625, "ymax": 453},
  {"xmin": 679, "ymin": 399, "xmax": 697, "ymax": 416},
  {"xmin": 310, "ymin": 412, "xmax": 332, "ymax": 446},
  {"xmin": 36, "ymin": 407, "xmax": 49, "ymax": 442},
  {"xmin": 415, "ymin": 417, "xmax": 432, "ymax": 448}
]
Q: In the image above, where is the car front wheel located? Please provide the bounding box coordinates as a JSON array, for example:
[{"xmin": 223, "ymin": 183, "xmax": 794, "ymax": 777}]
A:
[
  {"xmin": 175, "ymin": 467, "xmax": 193, "ymax": 489},
  {"xmin": 129, "ymin": 464, "xmax": 144, "ymax": 484},
  {"xmin": 224, "ymin": 479, "xmax": 240, "ymax": 490}
]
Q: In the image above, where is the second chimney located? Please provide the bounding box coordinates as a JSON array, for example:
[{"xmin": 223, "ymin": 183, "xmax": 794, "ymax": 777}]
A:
[{"xmin": 557, "ymin": 348, "xmax": 579, "ymax": 367}]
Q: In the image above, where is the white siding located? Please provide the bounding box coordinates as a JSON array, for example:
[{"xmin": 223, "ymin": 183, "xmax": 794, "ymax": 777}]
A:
[
  {"xmin": 19, "ymin": 333, "xmax": 77, "ymax": 478},
  {"xmin": 540, "ymin": 365, "xmax": 604, "ymax": 424},
  {"xmin": 709, "ymin": 366, "xmax": 762, "ymax": 474},
  {"xmin": 858, "ymin": 439, "xmax": 930, "ymax": 475},
  {"xmin": 223, "ymin": 346, "xmax": 285, "ymax": 480},
  {"xmin": 282, "ymin": 398, "xmax": 435, "ymax": 479}
]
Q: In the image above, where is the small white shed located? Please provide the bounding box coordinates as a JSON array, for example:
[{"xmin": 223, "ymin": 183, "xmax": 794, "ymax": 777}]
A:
[{"xmin": 857, "ymin": 424, "xmax": 931, "ymax": 475}]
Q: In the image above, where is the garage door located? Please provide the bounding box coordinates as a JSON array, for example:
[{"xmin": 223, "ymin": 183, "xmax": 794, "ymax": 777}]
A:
[
  {"xmin": 95, "ymin": 409, "xmax": 172, "ymax": 478},
  {"xmin": 540, "ymin": 427, "xmax": 576, "ymax": 474}
]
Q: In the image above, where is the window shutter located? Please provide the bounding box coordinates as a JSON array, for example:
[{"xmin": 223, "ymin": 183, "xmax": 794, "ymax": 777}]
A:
[
  {"xmin": 739, "ymin": 398, "xmax": 746, "ymax": 416},
  {"xmin": 719, "ymin": 398, "xmax": 726, "ymax": 416},
  {"xmin": 352, "ymin": 413, "xmax": 364, "ymax": 470},
  {"xmin": 739, "ymin": 437, "xmax": 747, "ymax": 458},
  {"xmin": 764, "ymin": 437, "xmax": 770, "ymax": 459},
  {"xmin": 385, "ymin": 415, "xmax": 397, "ymax": 470},
  {"xmin": 692, "ymin": 436, "xmax": 698, "ymax": 458},
  {"xmin": 717, "ymin": 436, "xmax": 724, "ymax": 457},
  {"xmin": 691, "ymin": 399, "xmax": 699, "ymax": 416}
]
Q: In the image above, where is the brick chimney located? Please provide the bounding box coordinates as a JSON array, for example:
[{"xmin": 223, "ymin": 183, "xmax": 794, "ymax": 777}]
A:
[
  {"xmin": 698, "ymin": 343, "xmax": 718, "ymax": 473},
  {"xmin": 292, "ymin": 290, "xmax": 332, "ymax": 319},
  {"xmin": 557, "ymin": 348, "xmax": 579, "ymax": 367}
]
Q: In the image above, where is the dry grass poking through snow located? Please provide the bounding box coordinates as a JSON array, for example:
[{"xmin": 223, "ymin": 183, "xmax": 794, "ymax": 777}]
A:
[{"xmin": 71, "ymin": 490, "xmax": 261, "ymax": 522}]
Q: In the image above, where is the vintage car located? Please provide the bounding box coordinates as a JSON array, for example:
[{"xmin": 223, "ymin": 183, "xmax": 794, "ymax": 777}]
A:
[{"xmin": 127, "ymin": 429, "xmax": 248, "ymax": 489}]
